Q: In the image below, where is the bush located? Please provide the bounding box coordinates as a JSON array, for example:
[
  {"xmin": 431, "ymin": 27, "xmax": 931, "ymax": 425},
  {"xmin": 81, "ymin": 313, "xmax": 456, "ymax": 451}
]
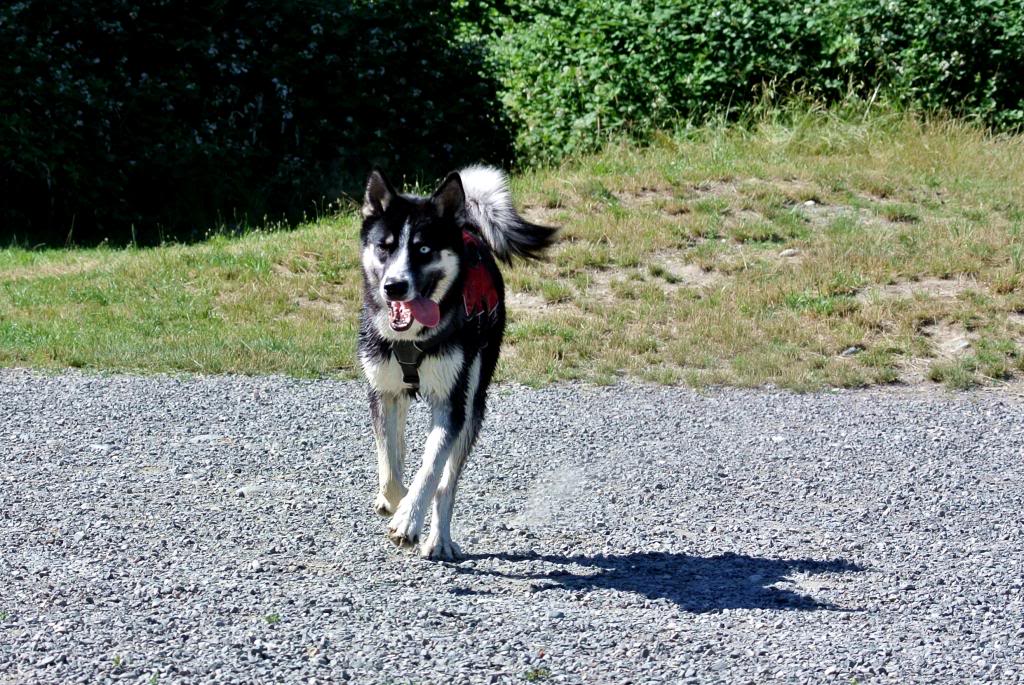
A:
[
  {"xmin": 3, "ymin": 0, "xmax": 1021, "ymax": 244},
  {"xmin": 481, "ymin": 0, "xmax": 1024, "ymax": 163},
  {"xmin": 828, "ymin": 0, "xmax": 1024, "ymax": 128},
  {"xmin": 0, "ymin": 0, "xmax": 511, "ymax": 245}
]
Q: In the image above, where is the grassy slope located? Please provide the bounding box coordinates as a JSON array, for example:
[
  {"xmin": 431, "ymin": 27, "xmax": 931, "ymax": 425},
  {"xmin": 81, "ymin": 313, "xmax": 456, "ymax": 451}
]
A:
[{"xmin": 2, "ymin": 106, "xmax": 1023, "ymax": 389}]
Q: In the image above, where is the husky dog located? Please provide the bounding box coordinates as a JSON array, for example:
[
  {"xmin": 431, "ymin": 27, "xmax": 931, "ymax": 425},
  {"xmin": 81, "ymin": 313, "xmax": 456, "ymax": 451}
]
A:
[{"xmin": 358, "ymin": 166, "xmax": 557, "ymax": 560}]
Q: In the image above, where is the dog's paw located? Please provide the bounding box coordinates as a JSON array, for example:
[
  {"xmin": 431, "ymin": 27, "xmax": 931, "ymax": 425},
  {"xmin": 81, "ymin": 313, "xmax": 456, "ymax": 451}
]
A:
[
  {"xmin": 420, "ymin": 536, "xmax": 463, "ymax": 562},
  {"xmin": 386, "ymin": 510, "xmax": 420, "ymax": 548},
  {"xmin": 373, "ymin": 490, "xmax": 403, "ymax": 517},
  {"xmin": 376, "ymin": 483, "xmax": 407, "ymax": 516}
]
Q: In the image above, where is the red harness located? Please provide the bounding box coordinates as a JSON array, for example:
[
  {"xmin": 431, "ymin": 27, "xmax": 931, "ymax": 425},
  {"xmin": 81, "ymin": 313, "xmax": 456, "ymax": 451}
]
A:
[{"xmin": 461, "ymin": 230, "xmax": 499, "ymax": 318}]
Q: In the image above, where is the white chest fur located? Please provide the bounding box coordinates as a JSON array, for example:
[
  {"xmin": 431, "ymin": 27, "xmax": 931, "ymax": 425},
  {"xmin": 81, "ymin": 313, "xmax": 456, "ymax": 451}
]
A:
[{"xmin": 361, "ymin": 347, "xmax": 465, "ymax": 399}]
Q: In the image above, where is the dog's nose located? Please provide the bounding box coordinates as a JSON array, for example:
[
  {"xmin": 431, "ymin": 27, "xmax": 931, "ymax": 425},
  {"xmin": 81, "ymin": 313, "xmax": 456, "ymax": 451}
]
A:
[{"xmin": 383, "ymin": 279, "xmax": 409, "ymax": 300}]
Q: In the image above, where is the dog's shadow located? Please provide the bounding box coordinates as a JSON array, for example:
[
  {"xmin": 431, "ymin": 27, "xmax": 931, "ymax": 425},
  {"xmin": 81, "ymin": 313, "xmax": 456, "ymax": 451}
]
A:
[{"xmin": 454, "ymin": 550, "xmax": 863, "ymax": 613}]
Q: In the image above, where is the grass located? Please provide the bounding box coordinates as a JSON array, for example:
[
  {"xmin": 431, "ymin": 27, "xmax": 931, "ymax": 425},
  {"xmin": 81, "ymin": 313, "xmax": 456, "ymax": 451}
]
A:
[{"xmin": 2, "ymin": 103, "xmax": 1023, "ymax": 390}]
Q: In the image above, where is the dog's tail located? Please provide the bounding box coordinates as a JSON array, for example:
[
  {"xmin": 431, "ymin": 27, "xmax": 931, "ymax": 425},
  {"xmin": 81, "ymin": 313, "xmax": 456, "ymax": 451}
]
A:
[{"xmin": 458, "ymin": 165, "xmax": 558, "ymax": 264}]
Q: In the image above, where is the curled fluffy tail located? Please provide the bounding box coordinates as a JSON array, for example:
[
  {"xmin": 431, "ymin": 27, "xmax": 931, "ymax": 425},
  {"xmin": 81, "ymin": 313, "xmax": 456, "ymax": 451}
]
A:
[{"xmin": 458, "ymin": 165, "xmax": 558, "ymax": 264}]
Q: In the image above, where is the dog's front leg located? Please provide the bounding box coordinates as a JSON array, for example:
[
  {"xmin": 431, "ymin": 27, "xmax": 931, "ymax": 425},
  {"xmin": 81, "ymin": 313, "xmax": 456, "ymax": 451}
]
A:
[
  {"xmin": 387, "ymin": 402, "xmax": 464, "ymax": 547},
  {"xmin": 370, "ymin": 389, "xmax": 410, "ymax": 516},
  {"xmin": 420, "ymin": 409, "xmax": 480, "ymax": 561}
]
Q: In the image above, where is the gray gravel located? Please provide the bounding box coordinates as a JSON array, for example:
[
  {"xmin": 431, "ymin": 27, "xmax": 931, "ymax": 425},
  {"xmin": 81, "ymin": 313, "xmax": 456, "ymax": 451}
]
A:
[{"xmin": 2, "ymin": 369, "xmax": 1023, "ymax": 684}]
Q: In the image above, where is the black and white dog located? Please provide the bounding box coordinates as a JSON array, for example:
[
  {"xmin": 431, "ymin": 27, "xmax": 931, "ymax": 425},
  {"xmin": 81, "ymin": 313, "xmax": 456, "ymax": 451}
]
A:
[{"xmin": 358, "ymin": 166, "xmax": 557, "ymax": 560}]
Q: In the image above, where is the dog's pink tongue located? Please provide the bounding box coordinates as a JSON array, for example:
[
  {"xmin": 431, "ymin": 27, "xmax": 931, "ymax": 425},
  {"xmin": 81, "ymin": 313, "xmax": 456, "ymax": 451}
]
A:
[{"xmin": 409, "ymin": 297, "xmax": 440, "ymax": 327}]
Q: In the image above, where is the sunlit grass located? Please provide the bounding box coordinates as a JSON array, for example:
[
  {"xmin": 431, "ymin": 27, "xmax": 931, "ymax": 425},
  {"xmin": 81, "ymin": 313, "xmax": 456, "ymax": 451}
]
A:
[{"xmin": 2, "ymin": 103, "xmax": 1023, "ymax": 389}]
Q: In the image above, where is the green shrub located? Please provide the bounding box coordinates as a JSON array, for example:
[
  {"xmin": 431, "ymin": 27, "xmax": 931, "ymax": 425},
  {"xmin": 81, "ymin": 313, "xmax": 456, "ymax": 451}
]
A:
[
  {"xmin": 3, "ymin": 0, "xmax": 1022, "ymax": 245},
  {"xmin": 824, "ymin": 0, "xmax": 1024, "ymax": 128},
  {"xmin": 480, "ymin": 0, "xmax": 1024, "ymax": 163},
  {"xmin": 0, "ymin": 0, "xmax": 511, "ymax": 245}
]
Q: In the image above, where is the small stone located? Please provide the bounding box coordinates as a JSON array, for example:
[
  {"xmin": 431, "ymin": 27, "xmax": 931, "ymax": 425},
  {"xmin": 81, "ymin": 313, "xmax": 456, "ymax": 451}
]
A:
[
  {"xmin": 779, "ymin": 248, "xmax": 799, "ymax": 258},
  {"xmin": 236, "ymin": 484, "xmax": 262, "ymax": 498},
  {"xmin": 548, "ymin": 610, "xmax": 564, "ymax": 619},
  {"xmin": 72, "ymin": 531, "xmax": 86, "ymax": 543},
  {"xmin": 803, "ymin": 200, "xmax": 817, "ymax": 207},
  {"xmin": 841, "ymin": 346, "xmax": 863, "ymax": 357},
  {"xmin": 189, "ymin": 434, "xmax": 222, "ymax": 444}
]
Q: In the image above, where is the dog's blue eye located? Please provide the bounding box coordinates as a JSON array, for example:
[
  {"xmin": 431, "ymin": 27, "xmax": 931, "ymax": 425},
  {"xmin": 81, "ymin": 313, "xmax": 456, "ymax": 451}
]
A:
[{"xmin": 419, "ymin": 245, "xmax": 431, "ymax": 254}]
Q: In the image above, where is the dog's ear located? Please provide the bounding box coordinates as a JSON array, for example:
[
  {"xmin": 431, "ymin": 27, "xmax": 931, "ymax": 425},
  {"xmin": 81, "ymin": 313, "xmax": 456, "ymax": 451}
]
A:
[
  {"xmin": 431, "ymin": 172, "xmax": 465, "ymax": 219},
  {"xmin": 363, "ymin": 169, "xmax": 396, "ymax": 218}
]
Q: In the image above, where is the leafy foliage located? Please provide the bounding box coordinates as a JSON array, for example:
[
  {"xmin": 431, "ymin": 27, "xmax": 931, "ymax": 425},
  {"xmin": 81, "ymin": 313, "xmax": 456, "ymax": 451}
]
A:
[
  {"xmin": 0, "ymin": 0, "xmax": 511, "ymax": 245},
  {"xmin": 479, "ymin": 0, "xmax": 1024, "ymax": 162},
  {"xmin": 2, "ymin": 0, "xmax": 1022, "ymax": 244}
]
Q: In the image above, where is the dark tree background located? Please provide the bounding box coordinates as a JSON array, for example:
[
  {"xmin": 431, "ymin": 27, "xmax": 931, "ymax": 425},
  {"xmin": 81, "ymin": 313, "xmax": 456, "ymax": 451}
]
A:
[{"xmin": 0, "ymin": 0, "xmax": 511, "ymax": 245}]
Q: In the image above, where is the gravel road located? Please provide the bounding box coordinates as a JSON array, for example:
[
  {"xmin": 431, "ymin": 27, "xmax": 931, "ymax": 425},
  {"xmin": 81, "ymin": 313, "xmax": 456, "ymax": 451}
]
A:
[{"xmin": 1, "ymin": 369, "xmax": 1022, "ymax": 684}]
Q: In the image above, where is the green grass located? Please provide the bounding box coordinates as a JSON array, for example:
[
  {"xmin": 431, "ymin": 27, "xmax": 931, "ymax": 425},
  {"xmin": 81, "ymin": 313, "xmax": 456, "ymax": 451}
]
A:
[{"xmin": 2, "ymin": 103, "xmax": 1023, "ymax": 390}]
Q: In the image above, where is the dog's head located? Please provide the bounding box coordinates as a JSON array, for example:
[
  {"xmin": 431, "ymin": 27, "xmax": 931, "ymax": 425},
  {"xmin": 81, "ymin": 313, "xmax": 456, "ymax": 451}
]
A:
[{"xmin": 360, "ymin": 169, "xmax": 464, "ymax": 335}]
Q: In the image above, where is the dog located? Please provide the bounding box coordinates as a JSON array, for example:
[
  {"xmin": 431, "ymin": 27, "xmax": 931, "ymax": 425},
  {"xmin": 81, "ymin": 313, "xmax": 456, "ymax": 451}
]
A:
[{"xmin": 358, "ymin": 165, "xmax": 557, "ymax": 560}]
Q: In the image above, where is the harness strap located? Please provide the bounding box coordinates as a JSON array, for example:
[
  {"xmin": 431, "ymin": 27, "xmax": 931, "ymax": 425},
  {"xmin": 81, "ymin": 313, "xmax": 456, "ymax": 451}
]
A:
[
  {"xmin": 392, "ymin": 341, "xmax": 427, "ymax": 388},
  {"xmin": 392, "ymin": 323, "xmax": 455, "ymax": 388}
]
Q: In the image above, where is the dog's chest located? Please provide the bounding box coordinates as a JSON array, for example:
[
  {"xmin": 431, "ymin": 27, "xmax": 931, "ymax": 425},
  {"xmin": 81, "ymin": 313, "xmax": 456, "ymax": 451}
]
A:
[{"xmin": 361, "ymin": 348, "xmax": 465, "ymax": 398}]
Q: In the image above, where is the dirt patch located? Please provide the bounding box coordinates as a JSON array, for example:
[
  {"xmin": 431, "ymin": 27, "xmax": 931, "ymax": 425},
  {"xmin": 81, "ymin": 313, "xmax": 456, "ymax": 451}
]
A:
[
  {"xmin": 921, "ymin": 321, "xmax": 975, "ymax": 358},
  {"xmin": 725, "ymin": 208, "xmax": 764, "ymax": 225},
  {"xmin": 884, "ymin": 278, "xmax": 981, "ymax": 299},
  {"xmin": 521, "ymin": 206, "xmax": 565, "ymax": 226},
  {"xmin": 692, "ymin": 178, "xmax": 819, "ymax": 201},
  {"xmin": 507, "ymin": 292, "xmax": 550, "ymax": 312},
  {"xmin": 506, "ymin": 292, "xmax": 577, "ymax": 319},
  {"xmin": 858, "ymin": 277, "xmax": 984, "ymax": 303},
  {"xmin": 653, "ymin": 254, "xmax": 724, "ymax": 289},
  {"xmin": 898, "ymin": 321, "xmax": 976, "ymax": 384},
  {"xmin": 613, "ymin": 180, "xmax": 750, "ymax": 207},
  {"xmin": 689, "ymin": 180, "xmax": 740, "ymax": 197},
  {"xmin": 570, "ymin": 256, "xmax": 724, "ymax": 301},
  {"xmin": 613, "ymin": 187, "xmax": 677, "ymax": 209},
  {"xmin": 595, "ymin": 179, "xmax": 924, "ymax": 236},
  {"xmin": 799, "ymin": 201, "xmax": 873, "ymax": 228}
]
